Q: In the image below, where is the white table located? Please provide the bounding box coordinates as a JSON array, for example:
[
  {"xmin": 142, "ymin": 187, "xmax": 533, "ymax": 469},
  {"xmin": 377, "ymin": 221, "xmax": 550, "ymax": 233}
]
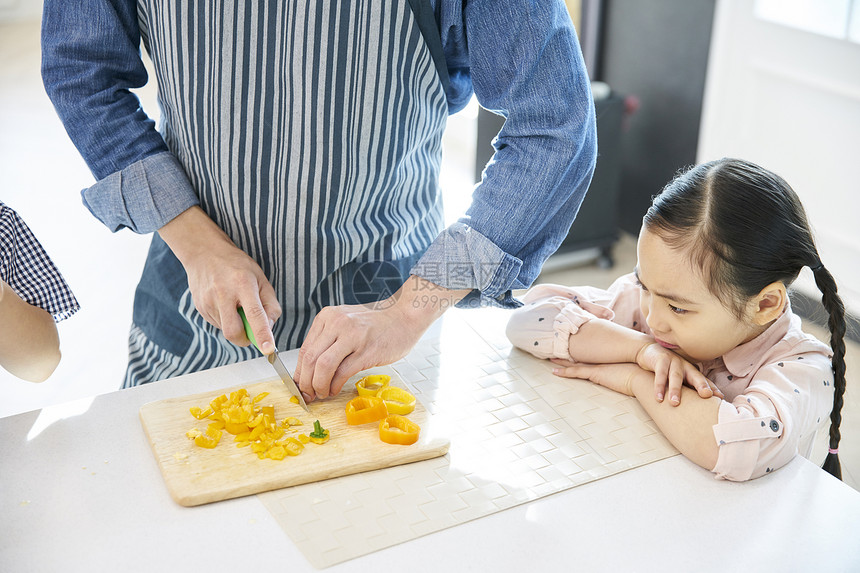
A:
[{"xmin": 2, "ymin": 311, "xmax": 859, "ymax": 572}]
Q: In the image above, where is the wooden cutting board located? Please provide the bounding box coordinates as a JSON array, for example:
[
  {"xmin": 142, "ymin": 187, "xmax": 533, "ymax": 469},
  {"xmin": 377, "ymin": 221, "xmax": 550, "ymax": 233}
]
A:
[{"xmin": 139, "ymin": 367, "xmax": 449, "ymax": 507}]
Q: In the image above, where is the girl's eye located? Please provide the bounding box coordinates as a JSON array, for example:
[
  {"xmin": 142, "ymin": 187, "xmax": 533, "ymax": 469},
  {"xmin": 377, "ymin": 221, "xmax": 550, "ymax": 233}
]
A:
[
  {"xmin": 669, "ymin": 304, "xmax": 687, "ymax": 315},
  {"xmin": 634, "ymin": 278, "xmax": 648, "ymax": 291}
]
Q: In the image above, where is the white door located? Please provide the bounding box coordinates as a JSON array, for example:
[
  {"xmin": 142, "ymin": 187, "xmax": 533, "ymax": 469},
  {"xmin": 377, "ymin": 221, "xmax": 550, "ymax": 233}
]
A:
[{"xmin": 699, "ymin": 0, "xmax": 860, "ymax": 317}]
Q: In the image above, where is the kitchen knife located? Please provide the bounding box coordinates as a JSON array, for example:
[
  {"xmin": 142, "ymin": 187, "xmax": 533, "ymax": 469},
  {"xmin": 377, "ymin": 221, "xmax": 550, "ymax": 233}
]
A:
[{"xmin": 237, "ymin": 307, "xmax": 309, "ymax": 412}]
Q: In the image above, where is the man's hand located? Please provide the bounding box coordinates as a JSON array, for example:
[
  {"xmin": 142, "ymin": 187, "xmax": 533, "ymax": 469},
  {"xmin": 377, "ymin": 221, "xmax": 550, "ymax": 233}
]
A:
[
  {"xmin": 294, "ymin": 275, "xmax": 470, "ymax": 401},
  {"xmin": 158, "ymin": 206, "xmax": 281, "ymax": 353}
]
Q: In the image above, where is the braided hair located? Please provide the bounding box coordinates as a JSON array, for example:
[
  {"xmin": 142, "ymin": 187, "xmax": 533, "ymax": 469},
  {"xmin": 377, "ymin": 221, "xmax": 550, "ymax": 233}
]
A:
[{"xmin": 642, "ymin": 158, "xmax": 847, "ymax": 479}]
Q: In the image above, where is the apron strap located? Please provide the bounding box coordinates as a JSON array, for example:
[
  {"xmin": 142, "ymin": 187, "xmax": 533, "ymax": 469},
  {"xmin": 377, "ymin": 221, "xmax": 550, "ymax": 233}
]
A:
[{"xmin": 406, "ymin": 0, "xmax": 450, "ymax": 95}]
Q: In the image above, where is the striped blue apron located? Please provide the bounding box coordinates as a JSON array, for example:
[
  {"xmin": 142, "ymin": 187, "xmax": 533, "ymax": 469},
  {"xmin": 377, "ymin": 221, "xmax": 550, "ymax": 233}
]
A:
[{"xmin": 125, "ymin": 1, "xmax": 448, "ymax": 387}]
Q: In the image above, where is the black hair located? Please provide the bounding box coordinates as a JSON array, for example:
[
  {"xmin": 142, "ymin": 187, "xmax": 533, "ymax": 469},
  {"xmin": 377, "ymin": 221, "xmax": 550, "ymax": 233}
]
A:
[{"xmin": 642, "ymin": 158, "xmax": 847, "ymax": 480}]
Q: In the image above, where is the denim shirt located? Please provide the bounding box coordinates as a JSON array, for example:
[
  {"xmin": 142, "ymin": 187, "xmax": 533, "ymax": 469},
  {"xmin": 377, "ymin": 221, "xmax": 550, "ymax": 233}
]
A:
[{"xmin": 41, "ymin": 0, "xmax": 597, "ymax": 308}]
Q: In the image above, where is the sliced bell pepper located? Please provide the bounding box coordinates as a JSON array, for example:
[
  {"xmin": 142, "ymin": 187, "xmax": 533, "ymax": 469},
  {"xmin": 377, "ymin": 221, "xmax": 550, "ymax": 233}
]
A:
[
  {"xmin": 229, "ymin": 388, "xmax": 248, "ymax": 403},
  {"xmin": 345, "ymin": 396, "xmax": 388, "ymax": 425},
  {"xmin": 194, "ymin": 426, "xmax": 223, "ymax": 449},
  {"xmin": 224, "ymin": 421, "xmax": 250, "ymax": 435},
  {"xmin": 189, "ymin": 406, "xmax": 213, "ymax": 419},
  {"xmin": 283, "ymin": 437, "xmax": 304, "ymax": 456},
  {"xmin": 248, "ymin": 423, "xmax": 266, "ymax": 441},
  {"xmin": 209, "ymin": 394, "xmax": 228, "ymax": 411},
  {"xmin": 376, "ymin": 386, "xmax": 416, "ymax": 415},
  {"xmin": 188, "ymin": 387, "xmax": 321, "ymax": 460},
  {"xmin": 267, "ymin": 444, "xmax": 287, "ymax": 460},
  {"xmin": 378, "ymin": 415, "xmax": 420, "ymax": 445},
  {"xmin": 355, "ymin": 374, "xmax": 391, "ymax": 396}
]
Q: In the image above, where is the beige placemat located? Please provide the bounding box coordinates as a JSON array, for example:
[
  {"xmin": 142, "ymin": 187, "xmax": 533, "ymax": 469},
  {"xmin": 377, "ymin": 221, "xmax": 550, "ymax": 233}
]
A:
[{"xmin": 257, "ymin": 308, "xmax": 678, "ymax": 568}]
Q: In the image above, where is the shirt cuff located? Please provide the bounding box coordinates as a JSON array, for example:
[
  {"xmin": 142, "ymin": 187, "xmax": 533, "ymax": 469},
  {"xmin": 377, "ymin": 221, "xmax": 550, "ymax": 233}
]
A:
[
  {"xmin": 505, "ymin": 294, "xmax": 605, "ymax": 360},
  {"xmin": 409, "ymin": 222, "xmax": 523, "ymax": 309},
  {"xmin": 711, "ymin": 400, "xmax": 784, "ymax": 481},
  {"xmin": 81, "ymin": 151, "xmax": 200, "ymax": 234}
]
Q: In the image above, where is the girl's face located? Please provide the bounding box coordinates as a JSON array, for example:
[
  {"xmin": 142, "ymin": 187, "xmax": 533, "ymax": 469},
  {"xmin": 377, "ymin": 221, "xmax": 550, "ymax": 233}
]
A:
[{"xmin": 635, "ymin": 227, "xmax": 766, "ymax": 363}]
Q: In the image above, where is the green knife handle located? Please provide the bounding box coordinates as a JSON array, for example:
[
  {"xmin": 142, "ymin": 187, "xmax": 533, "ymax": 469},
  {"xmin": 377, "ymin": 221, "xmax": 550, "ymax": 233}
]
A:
[{"xmin": 237, "ymin": 307, "xmax": 261, "ymax": 353}]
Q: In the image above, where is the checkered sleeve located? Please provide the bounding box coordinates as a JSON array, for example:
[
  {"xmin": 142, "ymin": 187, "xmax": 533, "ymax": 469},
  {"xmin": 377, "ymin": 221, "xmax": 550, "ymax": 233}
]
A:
[{"xmin": 0, "ymin": 202, "xmax": 80, "ymax": 322}]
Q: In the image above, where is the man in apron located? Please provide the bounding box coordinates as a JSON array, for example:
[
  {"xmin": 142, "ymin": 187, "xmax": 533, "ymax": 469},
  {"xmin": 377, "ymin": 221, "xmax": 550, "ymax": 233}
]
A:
[{"xmin": 41, "ymin": 1, "xmax": 597, "ymax": 400}]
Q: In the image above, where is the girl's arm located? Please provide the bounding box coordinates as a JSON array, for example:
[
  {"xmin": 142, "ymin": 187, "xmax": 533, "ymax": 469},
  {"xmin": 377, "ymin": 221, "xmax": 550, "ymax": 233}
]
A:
[
  {"xmin": 0, "ymin": 279, "xmax": 61, "ymax": 382},
  {"xmin": 553, "ymin": 362, "xmax": 720, "ymax": 470},
  {"xmin": 566, "ymin": 317, "xmax": 651, "ymax": 364},
  {"xmin": 567, "ymin": 319, "xmax": 721, "ymax": 404},
  {"xmin": 506, "ymin": 283, "xmax": 720, "ymax": 403},
  {"xmin": 630, "ymin": 369, "xmax": 720, "ymax": 469}
]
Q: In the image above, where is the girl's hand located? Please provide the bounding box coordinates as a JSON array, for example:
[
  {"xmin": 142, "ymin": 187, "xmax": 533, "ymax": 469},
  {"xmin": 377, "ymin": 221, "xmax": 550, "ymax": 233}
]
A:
[
  {"xmin": 635, "ymin": 343, "xmax": 723, "ymax": 405},
  {"xmin": 551, "ymin": 359, "xmax": 648, "ymax": 397}
]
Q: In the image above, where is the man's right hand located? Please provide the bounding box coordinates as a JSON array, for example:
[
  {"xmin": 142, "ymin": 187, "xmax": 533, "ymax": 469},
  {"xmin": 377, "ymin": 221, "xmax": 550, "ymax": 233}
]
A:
[{"xmin": 157, "ymin": 206, "xmax": 281, "ymax": 353}]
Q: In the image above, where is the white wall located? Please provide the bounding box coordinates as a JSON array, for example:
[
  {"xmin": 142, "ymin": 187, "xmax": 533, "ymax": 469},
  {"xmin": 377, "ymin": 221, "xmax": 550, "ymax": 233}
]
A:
[
  {"xmin": 0, "ymin": 0, "xmax": 40, "ymax": 22},
  {"xmin": 699, "ymin": 0, "xmax": 860, "ymax": 318}
]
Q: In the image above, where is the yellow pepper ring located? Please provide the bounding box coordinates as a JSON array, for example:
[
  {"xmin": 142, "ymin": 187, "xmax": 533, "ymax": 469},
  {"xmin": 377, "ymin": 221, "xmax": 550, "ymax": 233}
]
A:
[
  {"xmin": 378, "ymin": 415, "xmax": 420, "ymax": 445},
  {"xmin": 376, "ymin": 386, "xmax": 416, "ymax": 415},
  {"xmin": 355, "ymin": 374, "xmax": 391, "ymax": 396},
  {"xmin": 345, "ymin": 396, "xmax": 389, "ymax": 425}
]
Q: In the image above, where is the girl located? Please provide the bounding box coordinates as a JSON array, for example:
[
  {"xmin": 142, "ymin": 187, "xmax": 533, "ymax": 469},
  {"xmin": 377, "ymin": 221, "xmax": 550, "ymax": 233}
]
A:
[{"xmin": 506, "ymin": 158, "xmax": 846, "ymax": 481}]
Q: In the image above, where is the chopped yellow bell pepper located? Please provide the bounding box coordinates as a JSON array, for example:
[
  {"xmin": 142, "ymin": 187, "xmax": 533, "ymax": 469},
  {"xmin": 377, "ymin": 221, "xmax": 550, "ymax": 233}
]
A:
[
  {"xmin": 376, "ymin": 386, "xmax": 416, "ymax": 415},
  {"xmin": 248, "ymin": 423, "xmax": 267, "ymax": 441},
  {"xmin": 187, "ymin": 387, "xmax": 332, "ymax": 460},
  {"xmin": 283, "ymin": 437, "xmax": 304, "ymax": 456},
  {"xmin": 194, "ymin": 427, "xmax": 223, "ymax": 449},
  {"xmin": 210, "ymin": 394, "xmax": 227, "ymax": 411},
  {"xmin": 345, "ymin": 396, "xmax": 388, "ymax": 425},
  {"xmin": 267, "ymin": 445, "xmax": 287, "ymax": 460},
  {"xmin": 378, "ymin": 415, "xmax": 420, "ymax": 445},
  {"xmin": 355, "ymin": 374, "xmax": 391, "ymax": 396},
  {"xmin": 224, "ymin": 421, "xmax": 249, "ymax": 435},
  {"xmin": 189, "ymin": 406, "xmax": 214, "ymax": 419}
]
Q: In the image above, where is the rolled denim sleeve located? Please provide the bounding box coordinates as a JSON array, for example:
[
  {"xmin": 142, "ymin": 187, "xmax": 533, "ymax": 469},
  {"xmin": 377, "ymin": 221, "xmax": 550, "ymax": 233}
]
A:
[
  {"xmin": 415, "ymin": 0, "xmax": 598, "ymax": 308},
  {"xmin": 41, "ymin": 0, "xmax": 198, "ymax": 233}
]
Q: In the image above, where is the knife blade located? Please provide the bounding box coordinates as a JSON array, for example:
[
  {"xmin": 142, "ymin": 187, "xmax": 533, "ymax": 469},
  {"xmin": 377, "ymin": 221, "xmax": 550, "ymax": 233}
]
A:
[{"xmin": 238, "ymin": 307, "xmax": 309, "ymax": 411}]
